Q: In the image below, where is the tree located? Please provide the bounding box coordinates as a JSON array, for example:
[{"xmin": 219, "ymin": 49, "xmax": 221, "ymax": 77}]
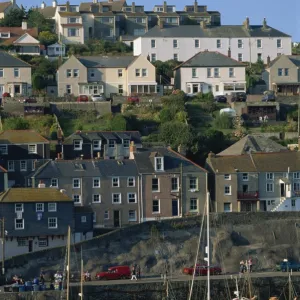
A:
[
  {"xmin": 159, "ymin": 108, "xmax": 173, "ymax": 123},
  {"xmin": 4, "ymin": 118, "xmax": 30, "ymax": 130},
  {"xmin": 0, "ymin": 8, "xmax": 25, "ymax": 27},
  {"xmin": 27, "ymin": 9, "xmax": 53, "ymax": 31},
  {"xmin": 110, "ymin": 114, "xmax": 127, "ymax": 131},
  {"xmin": 38, "ymin": 31, "xmax": 58, "ymax": 46},
  {"xmin": 32, "ymin": 75, "xmax": 46, "ymax": 91},
  {"xmin": 153, "ymin": 59, "xmax": 182, "ymax": 79},
  {"xmin": 246, "ymin": 59, "xmax": 265, "ymax": 90},
  {"xmin": 213, "ymin": 113, "xmax": 233, "ymax": 129}
]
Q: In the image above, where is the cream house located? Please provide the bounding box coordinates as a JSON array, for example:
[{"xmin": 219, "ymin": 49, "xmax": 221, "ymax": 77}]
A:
[
  {"xmin": 0, "ymin": 51, "xmax": 32, "ymax": 97},
  {"xmin": 0, "ymin": 0, "xmax": 19, "ymax": 19},
  {"xmin": 174, "ymin": 51, "xmax": 246, "ymax": 96},
  {"xmin": 57, "ymin": 55, "xmax": 157, "ymax": 97}
]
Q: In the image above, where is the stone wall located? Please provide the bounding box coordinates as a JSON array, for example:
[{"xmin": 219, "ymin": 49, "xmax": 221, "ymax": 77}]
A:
[{"xmin": 112, "ymin": 95, "xmax": 161, "ymax": 105}]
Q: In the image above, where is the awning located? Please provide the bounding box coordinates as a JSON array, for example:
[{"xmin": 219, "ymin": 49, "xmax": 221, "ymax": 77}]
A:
[{"xmin": 272, "ymin": 82, "xmax": 300, "ymax": 86}]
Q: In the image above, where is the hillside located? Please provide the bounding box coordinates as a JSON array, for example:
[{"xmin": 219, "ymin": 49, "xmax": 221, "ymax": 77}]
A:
[{"xmin": 5, "ymin": 212, "xmax": 300, "ymax": 280}]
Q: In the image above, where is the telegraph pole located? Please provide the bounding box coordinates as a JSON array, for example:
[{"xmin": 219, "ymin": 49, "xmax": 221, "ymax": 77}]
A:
[{"xmin": 2, "ymin": 218, "xmax": 5, "ymax": 276}]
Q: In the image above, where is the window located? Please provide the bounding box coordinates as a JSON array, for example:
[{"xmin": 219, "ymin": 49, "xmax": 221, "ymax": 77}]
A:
[
  {"xmin": 173, "ymin": 39, "xmax": 178, "ymax": 48},
  {"xmin": 216, "ymin": 39, "xmax": 221, "ymax": 48},
  {"xmin": 15, "ymin": 219, "xmax": 24, "ymax": 230},
  {"xmin": 89, "ymin": 69, "xmax": 95, "ymax": 78},
  {"xmin": 15, "ymin": 203, "xmax": 24, "ymax": 212},
  {"xmin": 66, "ymin": 69, "xmax": 72, "ymax": 77},
  {"xmin": 284, "ymin": 68, "xmax": 289, "ymax": 76},
  {"xmin": 173, "ymin": 53, "xmax": 178, "ymax": 61},
  {"xmin": 93, "ymin": 177, "xmax": 100, "ymax": 188},
  {"xmin": 93, "ymin": 194, "xmax": 101, "ymax": 203},
  {"xmin": 128, "ymin": 193, "xmax": 137, "ymax": 203},
  {"xmin": 74, "ymin": 140, "xmax": 82, "ymax": 150},
  {"xmin": 14, "ymin": 68, "xmax": 19, "ymax": 78},
  {"xmin": 171, "ymin": 177, "xmax": 179, "ymax": 191},
  {"xmin": 238, "ymin": 53, "xmax": 243, "ymax": 62},
  {"xmin": 151, "ymin": 39, "xmax": 156, "ymax": 48},
  {"xmin": 192, "ymin": 68, "xmax": 197, "ymax": 78},
  {"xmin": 38, "ymin": 238, "xmax": 48, "ymax": 247},
  {"xmin": 152, "ymin": 178, "xmax": 159, "ymax": 191},
  {"xmin": 129, "ymin": 210, "xmax": 137, "ymax": 221},
  {"xmin": 73, "ymin": 178, "xmax": 80, "ymax": 188},
  {"xmin": 142, "ymin": 68, "xmax": 147, "ymax": 77},
  {"xmin": 266, "ymin": 173, "xmax": 274, "ymax": 180},
  {"xmin": 293, "ymin": 182, "xmax": 300, "ymax": 191},
  {"xmin": 112, "ymin": 177, "xmax": 119, "ymax": 187},
  {"xmin": 195, "ymin": 39, "xmax": 200, "ymax": 48},
  {"xmin": 69, "ymin": 17, "xmax": 79, "ymax": 23},
  {"xmin": 93, "ymin": 212, "xmax": 96, "ymax": 223},
  {"xmin": 73, "ymin": 69, "xmax": 79, "ymax": 77},
  {"xmin": 68, "ymin": 28, "xmax": 79, "ymax": 37},
  {"xmin": 242, "ymin": 173, "xmax": 249, "ymax": 181},
  {"xmin": 127, "ymin": 177, "xmax": 135, "ymax": 187},
  {"xmin": 123, "ymin": 139, "xmax": 130, "ymax": 148},
  {"xmin": 224, "ymin": 203, "xmax": 231, "ymax": 212},
  {"xmin": 214, "ymin": 68, "xmax": 219, "ymax": 77},
  {"xmin": 20, "ymin": 160, "xmax": 27, "ymax": 171},
  {"xmin": 31, "ymin": 160, "xmax": 36, "ymax": 171},
  {"xmin": 155, "ymin": 157, "xmax": 164, "ymax": 171},
  {"xmin": 224, "ymin": 185, "xmax": 231, "ymax": 195},
  {"xmin": 0, "ymin": 69, "xmax": 3, "ymax": 77},
  {"xmin": 36, "ymin": 203, "xmax": 44, "ymax": 212},
  {"xmin": 152, "ymin": 199, "xmax": 160, "ymax": 213},
  {"xmin": 189, "ymin": 177, "xmax": 197, "ymax": 190},
  {"xmin": 257, "ymin": 39, "xmax": 262, "ymax": 48},
  {"xmin": 257, "ymin": 53, "xmax": 262, "ymax": 61},
  {"xmin": 109, "ymin": 139, "xmax": 115, "ymax": 148},
  {"xmin": 48, "ymin": 217, "xmax": 57, "ymax": 229},
  {"xmin": 268, "ymin": 200, "xmax": 275, "ymax": 206},
  {"xmin": 215, "ymin": 85, "xmax": 219, "ymax": 92},
  {"xmin": 294, "ymin": 172, "xmax": 300, "ymax": 179},
  {"xmin": 238, "ymin": 39, "xmax": 243, "ymax": 48},
  {"xmin": 104, "ymin": 210, "xmax": 109, "ymax": 219},
  {"xmin": 190, "ymin": 198, "xmax": 197, "ymax": 211},
  {"xmin": 17, "ymin": 238, "xmax": 27, "ymax": 246},
  {"xmin": 292, "ymin": 199, "xmax": 296, "ymax": 207},
  {"xmin": 206, "ymin": 68, "xmax": 212, "ymax": 78},
  {"xmin": 117, "ymin": 69, "xmax": 123, "ymax": 78},
  {"xmin": 229, "ymin": 68, "xmax": 234, "ymax": 78},
  {"xmin": 28, "ymin": 144, "xmax": 37, "ymax": 154},
  {"xmin": 278, "ymin": 68, "xmax": 283, "ymax": 76},
  {"xmin": 112, "ymin": 193, "xmax": 121, "ymax": 204},
  {"xmin": 51, "ymin": 178, "xmax": 58, "ymax": 187},
  {"xmin": 48, "ymin": 203, "xmax": 57, "ymax": 212},
  {"xmin": 135, "ymin": 68, "xmax": 141, "ymax": 77},
  {"xmin": 0, "ymin": 145, "xmax": 6, "ymax": 155},
  {"xmin": 266, "ymin": 183, "xmax": 274, "ymax": 192},
  {"xmin": 81, "ymin": 216, "xmax": 87, "ymax": 223},
  {"xmin": 8, "ymin": 160, "xmax": 14, "ymax": 171},
  {"xmin": 151, "ymin": 53, "xmax": 156, "ymax": 62},
  {"xmin": 93, "ymin": 140, "xmax": 101, "ymax": 150},
  {"xmin": 118, "ymin": 85, "xmax": 123, "ymax": 94},
  {"xmin": 277, "ymin": 39, "xmax": 282, "ymax": 48},
  {"xmin": 73, "ymin": 194, "xmax": 81, "ymax": 204},
  {"xmin": 66, "ymin": 85, "xmax": 72, "ymax": 94}
]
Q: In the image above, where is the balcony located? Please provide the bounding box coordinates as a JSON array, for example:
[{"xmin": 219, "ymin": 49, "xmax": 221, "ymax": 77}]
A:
[{"xmin": 237, "ymin": 191, "xmax": 259, "ymax": 200}]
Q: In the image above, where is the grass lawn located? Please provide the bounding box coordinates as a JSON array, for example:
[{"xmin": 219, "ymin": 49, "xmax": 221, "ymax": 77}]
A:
[{"xmin": 185, "ymin": 102, "xmax": 213, "ymax": 131}]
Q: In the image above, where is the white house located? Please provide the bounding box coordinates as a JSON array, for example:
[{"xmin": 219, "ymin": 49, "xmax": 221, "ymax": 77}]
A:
[
  {"xmin": 134, "ymin": 17, "xmax": 292, "ymax": 64},
  {"xmin": 174, "ymin": 51, "xmax": 246, "ymax": 96},
  {"xmin": 47, "ymin": 42, "xmax": 66, "ymax": 57}
]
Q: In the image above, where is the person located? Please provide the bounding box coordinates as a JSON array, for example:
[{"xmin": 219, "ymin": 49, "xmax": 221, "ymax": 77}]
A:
[
  {"xmin": 245, "ymin": 260, "xmax": 249, "ymax": 273},
  {"xmin": 239, "ymin": 260, "xmax": 245, "ymax": 274},
  {"xmin": 248, "ymin": 258, "xmax": 253, "ymax": 273},
  {"xmin": 33, "ymin": 276, "xmax": 39, "ymax": 285},
  {"xmin": 84, "ymin": 270, "xmax": 90, "ymax": 282},
  {"xmin": 131, "ymin": 266, "xmax": 137, "ymax": 281},
  {"xmin": 136, "ymin": 265, "xmax": 141, "ymax": 279},
  {"xmin": 13, "ymin": 275, "xmax": 19, "ymax": 284}
]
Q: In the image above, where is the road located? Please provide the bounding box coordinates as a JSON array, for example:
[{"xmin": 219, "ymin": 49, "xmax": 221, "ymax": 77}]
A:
[{"xmin": 70, "ymin": 271, "xmax": 300, "ymax": 287}]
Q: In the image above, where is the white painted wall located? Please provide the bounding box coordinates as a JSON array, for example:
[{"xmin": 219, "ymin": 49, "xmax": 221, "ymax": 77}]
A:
[{"xmin": 134, "ymin": 36, "xmax": 292, "ymax": 63}]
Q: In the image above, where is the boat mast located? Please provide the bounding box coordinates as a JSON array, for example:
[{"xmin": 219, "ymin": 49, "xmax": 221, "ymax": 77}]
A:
[
  {"xmin": 206, "ymin": 192, "xmax": 211, "ymax": 300},
  {"xmin": 81, "ymin": 245, "xmax": 83, "ymax": 300},
  {"xmin": 66, "ymin": 226, "xmax": 71, "ymax": 300},
  {"xmin": 289, "ymin": 273, "xmax": 292, "ymax": 300}
]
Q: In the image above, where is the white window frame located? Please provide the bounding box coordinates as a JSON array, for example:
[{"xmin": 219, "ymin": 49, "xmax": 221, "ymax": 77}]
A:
[
  {"xmin": 73, "ymin": 194, "xmax": 81, "ymax": 204},
  {"xmin": 66, "ymin": 69, "xmax": 72, "ymax": 78},
  {"xmin": 38, "ymin": 238, "xmax": 48, "ymax": 247},
  {"xmin": 224, "ymin": 203, "xmax": 232, "ymax": 212},
  {"xmin": 192, "ymin": 68, "xmax": 197, "ymax": 78},
  {"xmin": 20, "ymin": 160, "xmax": 27, "ymax": 171},
  {"xmin": 229, "ymin": 67, "xmax": 234, "ymax": 78},
  {"xmin": 112, "ymin": 177, "xmax": 120, "ymax": 187},
  {"xmin": 8, "ymin": 160, "xmax": 14, "ymax": 171},
  {"xmin": 214, "ymin": 68, "xmax": 220, "ymax": 78},
  {"xmin": 135, "ymin": 68, "xmax": 141, "ymax": 77},
  {"xmin": 151, "ymin": 53, "xmax": 156, "ymax": 62},
  {"xmin": 104, "ymin": 210, "xmax": 109, "ymax": 220},
  {"xmin": 48, "ymin": 217, "xmax": 58, "ymax": 229},
  {"xmin": 151, "ymin": 39, "xmax": 156, "ymax": 48},
  {"xmin": 128, "ymin": 210, "xmax": 137, "ymax": 221},
  {"xmin": 294, "ymin": 172, "xmax": 300, "ymax": 179},
  {"xmin": 266, "ymin": 182, "xmax": 274, "ymax": 192},
  {"xmin": 152, "ymin": 178, "xmax": 160, "ymax": 192},
  {"xmin": 171, "ymin": 177, "xmax": 179, "ymax": 192},
  {"xmin": 224, "ymin": 174, "xmax": 231, "ymax": 180},
  {"xmin": 73, "ymin": 140, "xmax": 82, "ymax": 150},
  {"xmin": 93, "ymin": 177, "xmax": 101, "ymax": 188},
  {"xmin": 81, "ymin": 216, "xmax": 87, "ymax": 223},
  {"xmin": 277, "ymin": 39, "xmax": 282, "ymax": 48},
  {"xmin": 127, "ymin": 193, "xmax": 137, "ymax": 203},
  {"xmin": 51, "ymin": 178, "xmax": 58, "ymax": 187},
  {"xmin": 123, "ymin": 139, "xmax": 130, "ymax": 148},
  {"xmin": 28, "ymin": 144, "xmax": 37, "ymax": 154},
  {"xmin": 118, "ymin": 69, "xmax": 123, "ymax": 77},
  {"xmin": 216, "ymin": 39, "xmax": 221, "ymax": 48},
  {"xmin": 66, "ymin": 84, "xmax": 72, "ymax": 94},
  {"xmin": 73, "ymin": 178, "xmax": 80, "ymax": 188},
  {"xmin": 112, "ymin": 193, "xmax": 121, "ymax": 204},
  {"xmin": 118, "ymin": 84, "xmax": 123, "ymax": 94},
  {"xmin": 15, "ymin": 219, "xmax": 24, "ymax": 230},
  {"xmin": 108, "ymin": 139, "xmax": 115, "ymax": 148},
  {"xmin": 14, "ymin": 68, "xmax": 19, "ymax": 78},
  {"xmin": 152, "ymin": 199, "xmax": 160, "ymax": 214},
  {"xmin": 190, "ymin": 198, "xmax": 198, "ymax": 211},
  {"xmin": 266, "ymin": 173, "xmax": 274, "ymax": 180},
  {"xmin": 127, "ymin": 177, "xmax": 135, "ymax": 187},
  {"xmin": 224, "ymin": 185, "xmax": 231, "ymax": 195},
  {"xmin": 92, "ymin": 194, "xmax": 101, "ymax": 203},
  {"xmin": 173, "ymin": 39, "xmax": 178, "ymax": 48},
  {"xmin": 48, "ymin": 203, "xmax": 57, "ymax": 212},
  {"xmin": 155, "ymin": 157, "xmax": 164, "ymax": 171},
  {"xmin": 238, "ymin": 53, "xmax": 243, "ymax": 62},
  {"xmin": 238, "ymin": 39, "xmax": 243, "ymax": 48},
  {"xmin": 142, "ymin": 68, "xmax": 147, "ymax": 77},
  {"xmin": 93, "ymin": 140, "xmax": 101, "ymax": 150},
  {"xmin": 207, "ymin": 68, "xmax": 212, "ymax": 78},
  {"xmin": 257, "ymin": 39, "xmax": 262, "ymax": 48},
  {"xmin": 36, "ymin": 203, "xmax": 44, "ymax": 212},
  {"xmin": 189, "ymin": 177, "xmax": 197, "ymax": 190},
  {"xmin": 15, "ymin": 203, "xmax": 24, "ymax": 212},
  {"xmin": 242, "ymin": 173, "xmax": 249, "ymax": 181},
  {"xmin": 195, "ymin": 39, "xmax": 200, "ymax": 48},
  {"xmin": 73, "ymin": 69, "xmax": 79, "ymax": 77}
]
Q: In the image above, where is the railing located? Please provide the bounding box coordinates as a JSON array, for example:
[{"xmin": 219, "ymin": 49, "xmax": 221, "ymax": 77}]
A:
[
  {"xmin": 237, "ymin": 191, "xmax": 259, "ymax": 200},
  {"xmin": 294, "ymin": 191, "xmax": 300, "ymax": 196}
]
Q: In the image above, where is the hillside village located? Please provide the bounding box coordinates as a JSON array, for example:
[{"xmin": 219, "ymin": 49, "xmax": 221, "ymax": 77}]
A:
[{"xmin": 0, "ymin": 0, "xmax": 300, "ymax": 282}]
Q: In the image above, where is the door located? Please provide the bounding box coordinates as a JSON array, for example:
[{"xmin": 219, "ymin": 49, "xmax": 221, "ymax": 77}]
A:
[
  {"xmin": 280, "ymin": 183, "xmax": 285, "ymax": 197},
  {"xmin": 113, "ymin": 210, "xmax": 120, "ymax": 227},
  {"xmin": 172, "ymin": 199, "xmax": 179, "ymax": 216},
  {"xmin": 28, "ymin": 240, "xmax": 33, "ymax": 253},
  {"xmin": 0, "ymin": 85, "xmax": 3, "ymax": 98},
  {"xmin": 242, "ymin": 185, "xmax": 248, "ymax": 193},
  {"xmin": 192, "ymin": 84, "xmax": 199, "ymax": 94},
  {"xmin": 260, "ymin": 200, "xmax": 267, "ymax": 212}
]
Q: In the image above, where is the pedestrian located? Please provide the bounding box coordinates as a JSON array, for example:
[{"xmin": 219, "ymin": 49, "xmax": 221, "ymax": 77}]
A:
[
  {"xmin": 239, "ymin": 260, "xmax": 245, "ymax": 274},
  {"xmin": 40, "ymin": 269, "xmax": 45, "ymax": 285},
  {"xmin": 136, "ymin": 265, "xmax": 141, "ymax": 279},
  {"xmin": 248, "ymin": 258, "xmax": 253, "ymax": 273},
  {"xmin": 245, "ymin": 260, "xmax": 249, "ymax": 272},
  {"xmin": 259, "ymin": 116, "xmax": 263, "ymax": 123},
  {"xmin": 131, "ymin": 266, "xmax": 137, "ymax": 281}
]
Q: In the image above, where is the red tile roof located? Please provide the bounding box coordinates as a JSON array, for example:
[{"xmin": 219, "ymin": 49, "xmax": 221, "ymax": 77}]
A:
[{"xmin": 0, "ymin": 27, "xmax": 38, "ymax": 46}]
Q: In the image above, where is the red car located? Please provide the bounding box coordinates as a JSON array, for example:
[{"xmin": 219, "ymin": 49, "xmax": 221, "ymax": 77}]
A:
[
  {"xmin": 77, "ymin": 95, "xmax": 89, "ymax": 102},
  {"xmin": 183, "ymin": 264, "xmax": 222, "ymax": 276},
  {"xmin": 127, "ymin": 95, "xmax": 140, "ymax": 104},
  {"xmin": 95, "ymin": 266, "xmax": 131, "ymax": 280}
]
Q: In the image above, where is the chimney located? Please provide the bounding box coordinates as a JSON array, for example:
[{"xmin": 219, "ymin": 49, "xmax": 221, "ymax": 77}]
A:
[
  {"xmin": 163, "ymin": 1, "xmax": 167, "ymax": 13},
  {"xmin": 207, "ymin": 152, "xmax": 216, "ymax": 160},
  {"xmin": 200, "ymin": 20, "xmax": 206, "ymax": 29},
  {"xmin": 267, "ymin": 55, "xmax": 271, "ymax": 67},
  {"xmin": 93, "ymin": 0, "xmax": 98, "ymax": 3},
  {"xmin": 3, "ymin": 172, "xmax": 8, "ymax": 192},
  {"xmin": 38, "ymin": 180, "xmax": 46, "ymax": 188},
  {"xmin": 22, "ymin": 21, "xmax": 27, "ymax": 30},
  {"xmin": 158, "ymin": 18, "xmax": 164, "ymax": 29},
  {"xmin": 132, "ymin": 2, "xmax": 135, "ymax": 13},
  {"xmin": 228, "ymin": 47, "xmax": 231, "ymax": 58},
  {"xmin": 193, "ymin": 0, "xmax": 198, "ymax": 13},
  {"xmin": 243, "ymin": 17, "xmax": 249, "ymax": 30},
  {"xmin": 41, "ymin": 1, "xmax": 46, "ymax": 9},
  {"xmin": 177, "ymin": 144, "xmax": 186, "ymax": 157},
  {"xmin": 10, "ymin": 0, "xmax": 15, "ymax": 5},
  {"xmin": 66, "ymin": 1, "xmax": 70, "ymax": 11},
  {"xmin": 52, "ymin": 0, "xmax": 57, "ymax": 7},
  {"xmin": 147, "ymin": 54, "xmax": 150, "ymax": 61},
  {"xmin": 262, "ymin": 17, "xmax": 267, "ymax": 29},
  {"xmin": 129, "ymin": 141, "xmax": 136, "ymax": 160}
]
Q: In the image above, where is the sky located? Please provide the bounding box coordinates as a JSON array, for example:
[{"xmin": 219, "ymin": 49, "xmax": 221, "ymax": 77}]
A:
[{"xmin": 18, "ymin": 0, "xmax": 300, "ymax": 41}]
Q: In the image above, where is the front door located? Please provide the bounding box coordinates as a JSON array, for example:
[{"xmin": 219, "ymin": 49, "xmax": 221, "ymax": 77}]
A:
[
  {"xmin": 28, "ymin": 240, "xmax": 33, "ymax": 252},
  {"xmin": 192, "ymin": 84, "xmax": 199, "ymax": 94},
  {"xmin": 172, "ymin": 199, "xmax": 179, "ymax": 216},
  {"xmin": 281, "ymin": 183, "xmax": 285, "ymax": 197},
  {"xmin": 260, "ymin": 200, "xmax": 267, "ymax": 212},
  {"xmin": 113, "ymin": 210, "xmax": 120, "ymax": 227}
]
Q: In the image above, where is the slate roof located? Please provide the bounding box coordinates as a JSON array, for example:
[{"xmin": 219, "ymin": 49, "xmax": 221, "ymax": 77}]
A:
[
  {"xmin": 174, "ymin": 51, "xmax": 244, "ymax": 69},
  {"xmin": 269, "ymin": 55, "xmax": 300, "ymax": 68},
  {"xmin": 80, "ymin": 0, "xmax": 125, "ymax": 12},
  {"xmin": 32, "ymin": 159, "xmax": 139, "ymax": 178},
  {"xmin": 0, "ymin": 188, "xmax": 72, "ymax": 203},
  {"xmin": 77, "ymin": 55, "xmax": 136, "ymax": 68},
  {"xmin": 134, "ymin": 148, "xmax": 207, "ymax": 174},
  {"xmin": 0, "ymin": 27, "xmax": 38, "ymax": 46},
  {"xmin": 217, "ymin": 135, "xmax": 287, "ymax": 156},
  {"xmin": 0, "ymin": 130, "xmax": 49, "ymax": 144},
  {"xmin": 207, "ymin": 152, "xmax": 300, "ymax": 173},
  {"xmin": 37, "ymin": 6, "xmax": 56, "ymax": 18},
  {"xmin": 63, "ymin": 131, "xmax": 141, "ymax": 145},
  {"xmin": 74, "ymin": 206, "xmax": 94, "ymax": 213},
  {"xmin": 0, "ymin": 1, "xmax": 11, "ymax": 13},
  {"xmin": 142, "ymin": 25, "xmax": 291, "ymax": 38}
]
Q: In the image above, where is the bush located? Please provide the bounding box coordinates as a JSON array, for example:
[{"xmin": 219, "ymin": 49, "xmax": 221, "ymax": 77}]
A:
[
  {"xmin": 213, "ymin": 114, "xmax": 233, "ymax": 129},
  {"xmin": 199, "ymin": 101, "xmax": 218, "ymax": 113},
  {"xmin": 111, "ymin": 114, "xmax": 127, "ymax": 131},
  {"xmin": 4, "ymin": 118, "xmax": 30, "ymax": 130},
  {"xmin": 159, "ymin": 108, "xmax": 173, "ymax": 123},
  {"xmin": 175, "ymin": 111, "xmax": 188, "ymax": 123}
]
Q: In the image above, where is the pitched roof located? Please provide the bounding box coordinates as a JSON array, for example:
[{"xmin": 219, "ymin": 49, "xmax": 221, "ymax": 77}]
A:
[
  {"xmin": 77, "ymin": 55, "xmax": 136, "ymax": 68},
  {"xmin": 32, "ymin": 159, "xmax": 139, "ymax": 178},
  {"xmin": 80, "ymin": 0, "xmax": 126, "ymax": 12},
  {"xmin": 141, "ymin": 25, "xmax": 291, "ymax": 38},
  {"xmin": 0, "ymin": 1, "xmax": 11, "ymax": 13},
  {"xmin": 0, "ymin": 27, "xmax": 38, "ymax": 46},
  {"xmin": 134, "ymin": 147, "xmax": 207, "ymax": 174},
  {"xmin": 13, "ymin": 33, "xmax": 40, "ymax": 45},
  {"xmin": 63, "ymin": 130, "xmax": 142, "ymax": 145},
  {"xmin": 175, "ymin": 51, "xmax": 244, "ymax": 69},
  {"xmin": 37, "ymin": 6, "xmax": 56, "ymax": 18},
  {"xmin": 217, "ymin": 135, "xmax": 288, "ymax": 156},
  {"xmin": 269, "ymin": 55, "xmax": 300, "ymax": 68},
  {"xmin": 0, "ymin": 188, "xmax": 72, "ymax": 203},
  {"xmin": 0, "ymin": 130, "xmax": 49, "ymax": 144}
]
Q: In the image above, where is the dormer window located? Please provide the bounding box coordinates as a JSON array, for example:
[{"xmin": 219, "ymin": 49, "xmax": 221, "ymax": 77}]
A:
[
  {"xmin": 0, "ymin": 32, "xmax": 10, "ymax": 38},
  {"xmin": 155, "ymin": 157, "xmax": 164, "ymax": 171},
  {"xmin": 74, "ymin": 140, "xmax": 82, "ymax": 150},
  {"xmin": 123, "ymin": 139, "xmax": 130, "ymax": 148},
  {"xmin": 93, "ymin": 140, "xmax": 101, "ymax": 150}
]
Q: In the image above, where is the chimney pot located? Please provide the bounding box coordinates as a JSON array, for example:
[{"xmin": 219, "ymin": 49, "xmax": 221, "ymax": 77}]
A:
[
  {"xmin": 194, "ymin": 0, "xmax": 198, "ymax": 13},
  {"xmin": 267, "ymin": 55, "xmax": 271, "ymax": 67},
  {"xmin": 129, "ymin": 141, "xmax": 136, "ymax": 159},
  {"xmin": 41, "ymin": 1, "xmax": 46, "ymax": 9},
  {"xmin": 228, "ymin": 47, "xmax": 231, "ymax": 58},
  {"xmin": 52, "ymin": 0, "xmax": 57, "ymax": 7},
  {"xmin": 21, "ymin": 21, "xmax": 27, "ymax": 30}
]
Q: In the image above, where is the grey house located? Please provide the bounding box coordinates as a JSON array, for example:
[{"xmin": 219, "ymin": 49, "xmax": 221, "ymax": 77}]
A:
[
  {"xmin": 31, "ymin": 159, "xmax": 140, "ymax": 228},
  {"xmin": 57, "ymin": 130, "xmax": 142, "ymax": 160},
  {"xmin": 0, "ymin": 130, "xmax": 50, "ymax": 187}
]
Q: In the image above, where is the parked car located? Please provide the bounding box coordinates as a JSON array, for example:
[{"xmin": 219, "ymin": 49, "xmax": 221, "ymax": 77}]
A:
[
  {"xmin": 279, "ymin": 261, "xmax": 300, "ymax": 272},
  {"xmin": 127, "ymin": 95, "xmax": 140, "ymax": 104},
  {"xmin": 91, "ymin": 94, "xmax": 106, "ymax": 102},
  {"xmin": 2, "ymin": 92, "xmax": 10, "ymax": 98},
  {"xmin": 231, "ymin": 92, "xmax": 247, "ymax": 102},
  {"xmin": 19, "ymin": 97, "xmax": 37, "ymax": 103},
  {"xmin": 77, "ymin": 95, "xmax": 89, "ymax": 102},
  {"xmin": 262, "ymin": 91, "xmax": 276, "ymax": 102},
  {"xmin": 95, "ymin": 266, "xmax": 131, "ymax": 280},
  {"xmin": 183, "ymin": 264, "xmax": 222, "ymax": 276},
  {"xmin": 214, "ymin": 95, "xmax": 227, "ymax": 103}
]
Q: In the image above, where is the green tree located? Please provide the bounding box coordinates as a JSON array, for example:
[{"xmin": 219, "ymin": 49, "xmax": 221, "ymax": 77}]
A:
[
  {"xmin": 32, "ymin": 75, "xmax": 46, "ymax": 91},
  {"xmin": 4, "ymin": 118, "xmax": 30, "ymax": 130},
  {"xmin": 159, "ymin": 108, "xmax": 173, "ymax": 123},
  {"xmin": 38, "ymin": 31, "xmax": 58, "ymax": 46},
  {"xmin": 153, "ymin": 59, "xmax": 182, "ymax": 79},
  {"xmin": 0, "ymin": 8, "xmax": 25, "ymax": 27},
  {"xmin": 213, "ymin": 113, "xmax": 233, "ymax": 129},
  {"xmin": 27, "ymin": 9, "xmax": 53, "ymax": 31},
  {"xmin": 246, "ymin": 59, "xmax": 265, "ymax": 90},
  {"xmin": 111, "ymin": 114, "xmax": 127, "ymax": 131}
]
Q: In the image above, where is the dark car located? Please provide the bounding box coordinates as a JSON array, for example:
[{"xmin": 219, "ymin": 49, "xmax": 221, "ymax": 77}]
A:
[
  {"xmin": 214, "ymin": 95, "xmax": 227, "ymax": 103},
  {"xmin": 19, "ymin": 97, "xmax": 37, "ymax": 103},
  {"xmin": 279, "ymin": 261, "xmax": 300, "ymax": 272},
  {"xmin": 231, "ymin": 92, "xmax": 247, "ymax": 102},
  {"xmin": 262, "ymin": 91, "xmax": 276, "ymax": 102}
]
